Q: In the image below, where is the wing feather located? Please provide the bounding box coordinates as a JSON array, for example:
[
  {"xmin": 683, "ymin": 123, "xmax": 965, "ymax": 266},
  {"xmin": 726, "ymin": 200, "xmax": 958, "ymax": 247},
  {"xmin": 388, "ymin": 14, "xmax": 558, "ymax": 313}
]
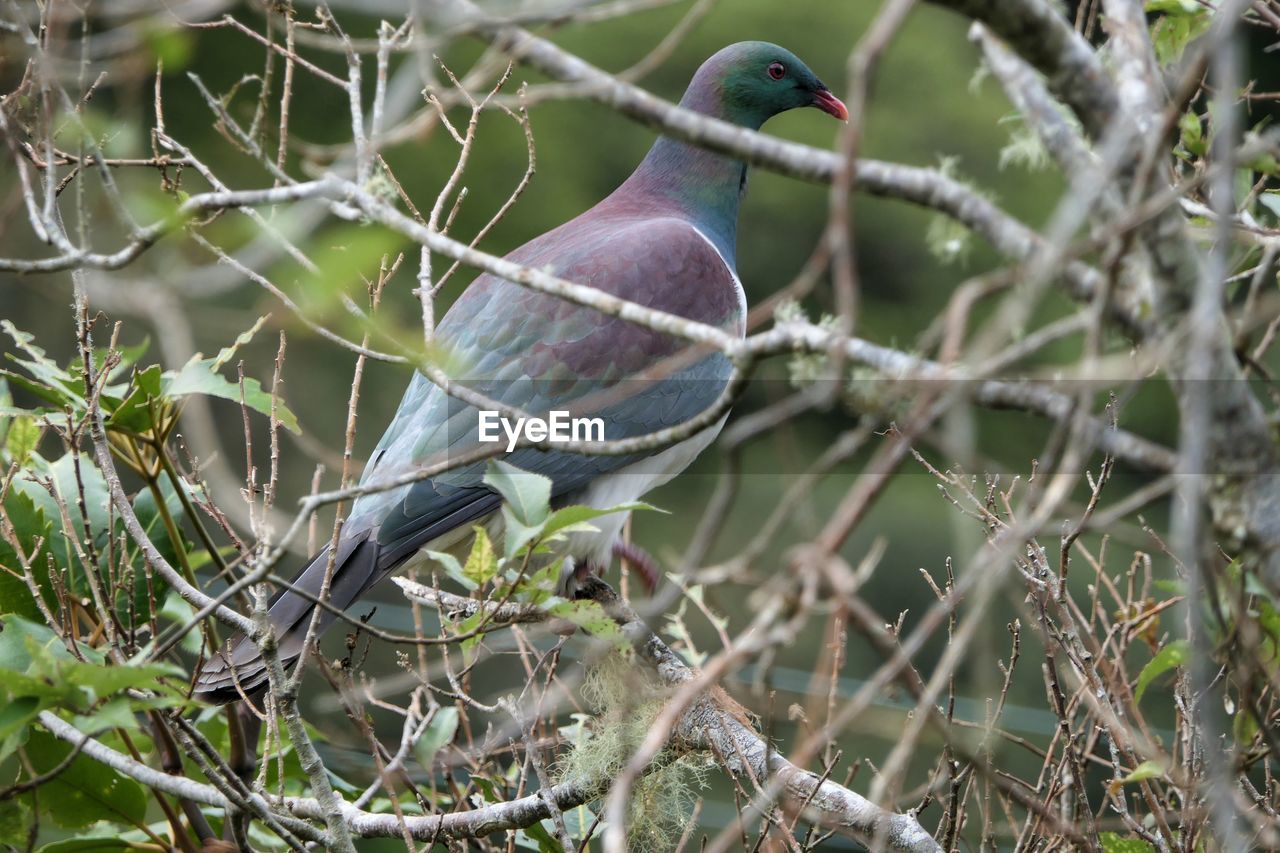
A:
[{"xmin": 354, "ymin": 215, "xmax": 743, "ymax": 547}]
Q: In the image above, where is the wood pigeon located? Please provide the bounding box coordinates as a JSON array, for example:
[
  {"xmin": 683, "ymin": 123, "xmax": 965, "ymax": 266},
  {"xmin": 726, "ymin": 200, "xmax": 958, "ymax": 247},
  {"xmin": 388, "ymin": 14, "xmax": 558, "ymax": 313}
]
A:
[{"xmin": 194, "ymin": 41, "xmax": 847, "ymax": 702}]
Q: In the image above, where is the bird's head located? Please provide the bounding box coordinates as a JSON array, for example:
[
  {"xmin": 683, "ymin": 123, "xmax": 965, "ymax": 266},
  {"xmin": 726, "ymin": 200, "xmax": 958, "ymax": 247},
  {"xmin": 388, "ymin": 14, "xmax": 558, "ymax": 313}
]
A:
[{"xmin": 683, "ymin": 41, "xmax": 849, "ymax": 129}]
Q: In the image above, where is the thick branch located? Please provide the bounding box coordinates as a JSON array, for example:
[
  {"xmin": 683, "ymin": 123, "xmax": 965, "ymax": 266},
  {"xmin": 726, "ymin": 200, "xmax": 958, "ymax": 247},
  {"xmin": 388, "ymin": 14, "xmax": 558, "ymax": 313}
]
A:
[
  {"xmin": 925, "ymin": 0, "xmax": 1119, "ymax": 139},
  {"xmin": 35, "ymin": 709, "xmax": 607, "ymax": 842},
  {"xmin": 396, "ymin": 578, "xmax": 942, "ymax": 851}
]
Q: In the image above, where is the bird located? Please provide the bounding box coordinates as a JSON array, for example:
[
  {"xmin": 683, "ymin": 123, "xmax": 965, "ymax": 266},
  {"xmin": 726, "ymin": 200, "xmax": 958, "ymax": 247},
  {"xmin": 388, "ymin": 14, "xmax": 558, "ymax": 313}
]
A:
[{"xmin": 193, "ymin": 41, "xmax": 848, "ymax": 702}]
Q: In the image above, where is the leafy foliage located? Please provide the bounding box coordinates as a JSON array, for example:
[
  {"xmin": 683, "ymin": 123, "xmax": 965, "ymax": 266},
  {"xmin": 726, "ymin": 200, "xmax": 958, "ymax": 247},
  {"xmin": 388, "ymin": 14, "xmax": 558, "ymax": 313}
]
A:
[
  {"xmin": 1098, "ymin": 832, "xmax": 1155, "ymax": 853},
  {"xmin": 21, "ymin": 731, "xmax": 148, "ymax": 830},
  {"xmin": 1, "ymin": 325, "xmax": 667, "ymax": 845},
  {"xmin": 1134, "ymin": 639, "xmax": 1189, "ymax": 702},
  {"xmin": 425, "ymin": 459, "xmax": 650, "ymax": 656},
  {"xmin": 0, "ymin": 323, "xmax": 299, "ymax": 839}
]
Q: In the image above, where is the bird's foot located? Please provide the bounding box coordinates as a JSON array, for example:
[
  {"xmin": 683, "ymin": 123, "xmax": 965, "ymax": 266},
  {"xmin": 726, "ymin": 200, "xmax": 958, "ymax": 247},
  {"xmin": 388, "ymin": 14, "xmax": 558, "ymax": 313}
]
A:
[
  {"xmin": 569, "ymin": 559, "xmax": 607, "ymax": 599},
  {"xmin": 572, "ymin": 572, "xmax": 615, "ymax": 602},
  {"xmin": 612, "ymin": 540, "xmax": 661, "ymax": 593}
]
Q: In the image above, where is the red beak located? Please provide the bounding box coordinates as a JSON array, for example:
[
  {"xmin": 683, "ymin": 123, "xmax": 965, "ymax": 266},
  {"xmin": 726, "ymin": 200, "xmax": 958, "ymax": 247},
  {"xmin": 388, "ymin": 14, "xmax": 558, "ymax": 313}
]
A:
[{"xmin": 811, "ymin": 88, "xmax": 849, "ymax": 122}]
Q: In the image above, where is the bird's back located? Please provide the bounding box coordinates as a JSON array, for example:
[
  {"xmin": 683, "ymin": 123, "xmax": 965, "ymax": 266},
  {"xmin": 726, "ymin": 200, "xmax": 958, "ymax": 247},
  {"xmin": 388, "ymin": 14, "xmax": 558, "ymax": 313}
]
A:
[{"xmin": 350, "ymin": 205, "xmax": 746, "ymax": 535}]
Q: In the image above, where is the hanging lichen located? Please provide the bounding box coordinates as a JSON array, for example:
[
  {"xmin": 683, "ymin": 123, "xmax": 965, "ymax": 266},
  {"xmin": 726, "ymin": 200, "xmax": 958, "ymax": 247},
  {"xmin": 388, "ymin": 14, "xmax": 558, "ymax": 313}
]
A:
[{"xmin": 555, "ymin": 652, "xmax": 709, "ymax": 851}]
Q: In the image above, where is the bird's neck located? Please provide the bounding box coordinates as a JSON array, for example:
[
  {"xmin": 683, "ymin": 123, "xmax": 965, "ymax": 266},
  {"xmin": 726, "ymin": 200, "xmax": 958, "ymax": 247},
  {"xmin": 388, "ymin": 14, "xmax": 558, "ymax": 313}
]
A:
[
  {"xmin": 621, "ymin": 139, "xmax": 745, "ymax": 262},
  {"xmin": 615, "ymin": 89, "xmax": 755, "ymax": 265}
]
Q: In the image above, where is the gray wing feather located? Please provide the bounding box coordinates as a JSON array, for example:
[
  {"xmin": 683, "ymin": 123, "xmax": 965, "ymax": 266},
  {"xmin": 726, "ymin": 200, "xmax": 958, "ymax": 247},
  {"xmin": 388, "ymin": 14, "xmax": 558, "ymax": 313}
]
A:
[{"xmin": 192, "ymin": 215, "xmax": 740, "ymax": 703}]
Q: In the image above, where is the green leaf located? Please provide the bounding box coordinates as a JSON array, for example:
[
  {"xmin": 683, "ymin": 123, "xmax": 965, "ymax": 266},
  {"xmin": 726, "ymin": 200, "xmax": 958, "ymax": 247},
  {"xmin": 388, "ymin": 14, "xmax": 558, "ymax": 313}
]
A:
[
  {"xmin": 424, "ymin": 550, "xmax": 478, "ymax": 592},
  {"xmin": 500, "ymin": 505, "xmax": 545, "ymax": 562},
  {"xmin": 1099, "ymin": 832, "xmax": 1155, "ymax": 853},
  {"xmin": 111, "ymin": 337, "xmax": 151, "ymax": 374},
  {"xmin": 470, "ymin": 774, "xmax": 499, "ymax": 803},
  {"xmin": 210, "ymin": 315, "xmax": 269, "ymax": 371},
  {"xmin": 1180, "ymin": 110, "xmax": 1205, "ymax": 157},
  {"xmin": 1117, "ymin": 760, "xmax": 1165, "ymax": 785},
  {"xmin": 457, "ymin": 610, "xmax": 486, "ymax": 664},
  {"xmin": 1, "ymin": 322, "xmax": 83, "ymax": 407},
  {"xmin": 1145, "ymin": 0, "xmax": 1201, "ymax": 13},
  {"xmin": 163, "ymin": 356, "xmax": 300, "ymax": 433},
  {"xmin": 107, "ymin": 364, "xmax": 165, "ymax": 433},
  {"xmin": 0, "ymin": 376, "xmax": 10, "ymax": 438},
  {"xmin": 1235, "ymin": 703, "xmax": 1260, "ymax": 745},
  {"xmin": 31, "ymin": 633, "xmax": 181, "ymax": 697},
  {"xmin": 71, "ymin": 697, "xmax": 147, "ymax": 733},
  {"xmin": 1, "ymin": 615, "xmax": 180, "ymax": 708},
  {"xmin": 0, "ymin": 799, "xmax": 29, "ymax": 846},
  {"xmin": 24, "ymin": 729, "xmax": 148, "ymax": 829},
  {"xmin": 1260, "ymin": 191, "xmax": 1280, "ymax": 220},
  {"xmin": 4, "ymin": 414, "xmax": 40, "ymax": 465},
  {"xmin": 558, "ymin": 803, "xmax": 597, "ymax": 841},
  {"xmin": 0, "ymin": 372, "xmax": 75, "ymax": 412},
  {"xmin": 540, "ymin": 502, "xmax": 655, "ymax": 541},
  {"xmin": 0, "ymin": 615, "xmax": 65, "ymax": 673},
  {"xmin": 516, "ymin": 562, "xmax": 565, "ymax": 605},
  {"xmin": 68, "ymin": 338, "xmax": 150, "ymax": 390},
  {"xmin": 157, "ymin": 593, "xmax": 203, "ymax": 654},
  {"xmin": 59, "ymin": 657, "xmax": 182, "ymax": 700},
  {"xmin": 547, "ymin": 600, "xmax": 626, "ymax": 650},
  {"xmin": 4, "ymin": 448, "xmax": 172, "ymax": 622},
  {"xmin": 132, "ymin": 476, "xmax": 190, "ymax": 583},
  {"xmin": 1135, "ymin": 639, "xmax": 1190, "ymax": 701},
  {"xmin": 0, "ymin": 696, "xmax": 37, "ymax": 762},
  {"xmin": 1258, "ymin": 601, "xmax": 1280, "ymax": 646},
  {"xmin": 1247, "ymin": 151, "xmax": 1280, "ymax": 178},
  {"xmin": 462, "ymin": 526, "xmax": 499, "ymax": 587},
  {"xmin": 1152, "ymin": 578, "xmax": 1185, "ymax": 596},
  {"xmin": 520, "ymin": 821, "xmax": 565, "ymax": 853},
  {"xmin": 413, "ymin": 706, "xmax": 459, "ymax": 771},
  {"xmin": 11, "ymin": 453, "xmax": 112, "ymax": 602},
  {"xmin": 484, "ymin": 460, "xmax": 551, "ymax": 528},
  {"xmin": 37, "ymin": 838, "xmax": 133, "ymax": 853},
  {"xmin": 0, "ymin": 489, "xmax": 54, "ymax": 620},
  {"xmin": 1150, "ymin": 9, "xmax": 1210, "ymax": 66},
  {"xmin": 142, "ymin": 24, "xmax": 194, "ymax": 73}
]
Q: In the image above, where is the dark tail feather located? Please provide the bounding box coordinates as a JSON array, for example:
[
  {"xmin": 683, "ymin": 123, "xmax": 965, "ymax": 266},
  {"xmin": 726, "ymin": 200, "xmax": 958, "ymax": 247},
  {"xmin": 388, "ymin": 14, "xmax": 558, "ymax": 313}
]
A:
[
  {"xmin": 192, "ymin": 530, "xmax": 383, "ymax": 704},
  {"xmin": 192, "ymin": 489, "xmax": 501, "ymax": 704}
]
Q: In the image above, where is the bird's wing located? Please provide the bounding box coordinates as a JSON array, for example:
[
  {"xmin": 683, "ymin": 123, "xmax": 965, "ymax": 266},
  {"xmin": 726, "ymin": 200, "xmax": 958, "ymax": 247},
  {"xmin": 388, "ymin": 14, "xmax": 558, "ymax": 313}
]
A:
[
  {"xmin": 192, "ymin": 214, "xmax": 743, "ymax": 702},
  {"xmin": 353, "ymin": 213, "xmax": 744, "ymax": 563}
]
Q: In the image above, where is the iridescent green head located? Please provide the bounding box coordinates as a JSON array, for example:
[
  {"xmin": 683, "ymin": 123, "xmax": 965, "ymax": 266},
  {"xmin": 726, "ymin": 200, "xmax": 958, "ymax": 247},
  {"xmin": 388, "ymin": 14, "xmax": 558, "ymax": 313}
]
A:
[{"xmin": 682, "ymin": 41, "xmax": 848, "ymax": 129}]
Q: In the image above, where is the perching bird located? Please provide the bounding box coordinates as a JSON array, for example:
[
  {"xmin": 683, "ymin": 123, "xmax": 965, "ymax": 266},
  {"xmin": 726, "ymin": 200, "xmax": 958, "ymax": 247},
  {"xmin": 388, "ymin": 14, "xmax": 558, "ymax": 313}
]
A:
[{"xmin": 194, "ymin": 42, "xmax": 847, "ymax": 702}]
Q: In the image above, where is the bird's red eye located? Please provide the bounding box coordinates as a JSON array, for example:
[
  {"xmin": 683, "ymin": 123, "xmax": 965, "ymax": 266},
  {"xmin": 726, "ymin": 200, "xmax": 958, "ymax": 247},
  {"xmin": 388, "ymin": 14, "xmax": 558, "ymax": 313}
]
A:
[{"xmin": 767, "ymin": 62, "xmax": 786, "ymax": 80}]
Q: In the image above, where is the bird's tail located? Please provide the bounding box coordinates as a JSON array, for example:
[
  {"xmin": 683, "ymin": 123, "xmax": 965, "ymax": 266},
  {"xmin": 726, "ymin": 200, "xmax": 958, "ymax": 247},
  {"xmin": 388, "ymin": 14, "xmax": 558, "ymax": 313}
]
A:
[{"xmin": 192, "ymin": 530, "xmax": 384, "ymax": 704}]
